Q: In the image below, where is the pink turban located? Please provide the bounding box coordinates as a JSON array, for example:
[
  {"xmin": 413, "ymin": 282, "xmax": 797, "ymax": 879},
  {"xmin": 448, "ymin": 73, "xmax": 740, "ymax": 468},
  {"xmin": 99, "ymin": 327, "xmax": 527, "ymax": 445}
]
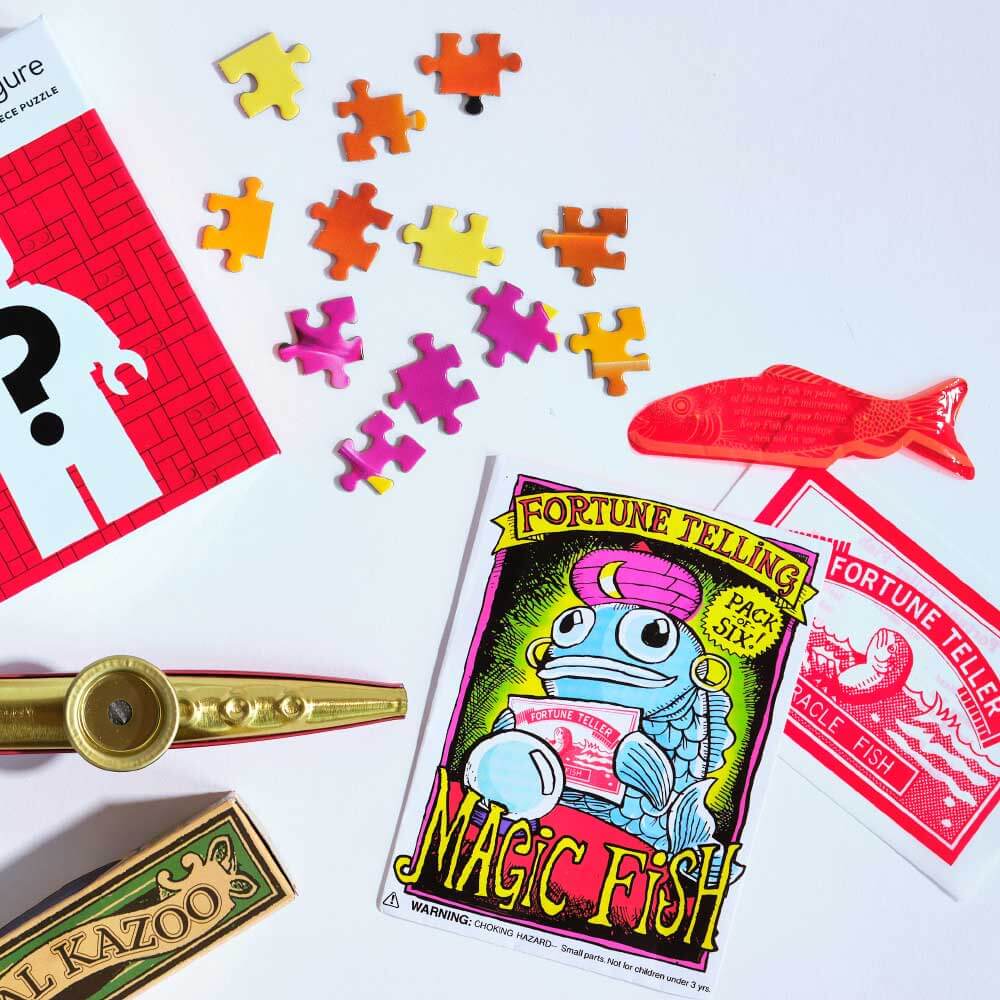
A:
[{"xmin": 570, "ymin": 546, "xmax": 701, "ymax": 620}]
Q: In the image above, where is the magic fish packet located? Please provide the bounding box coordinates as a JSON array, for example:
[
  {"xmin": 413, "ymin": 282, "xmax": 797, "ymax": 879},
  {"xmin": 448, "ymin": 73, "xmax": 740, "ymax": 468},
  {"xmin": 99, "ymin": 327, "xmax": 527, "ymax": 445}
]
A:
[
  {"xmin": 0, "ymin": 797, "xmax": 294, "ymax": 998},
  {"xmin": 380, "ymin": 460, "xmax": 830, "ymax": 994}
]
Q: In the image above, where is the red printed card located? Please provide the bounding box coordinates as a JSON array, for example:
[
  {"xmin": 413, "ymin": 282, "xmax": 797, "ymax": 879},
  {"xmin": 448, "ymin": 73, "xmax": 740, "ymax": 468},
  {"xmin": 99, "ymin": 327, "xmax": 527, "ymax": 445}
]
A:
[
  {"xmin": 727, "ymin": 469, "xmax": 1000, "ymax": 896},
  {"xmin": 0, "ymin": 20, "xmax": 276, "ymax": 602}
]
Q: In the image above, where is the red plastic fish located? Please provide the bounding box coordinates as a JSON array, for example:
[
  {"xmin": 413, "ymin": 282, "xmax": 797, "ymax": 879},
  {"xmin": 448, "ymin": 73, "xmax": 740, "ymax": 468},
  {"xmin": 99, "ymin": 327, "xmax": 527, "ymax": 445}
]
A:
[{"xmin": 628, "ymin": 365, "xmax": 974, "ymax": 479}]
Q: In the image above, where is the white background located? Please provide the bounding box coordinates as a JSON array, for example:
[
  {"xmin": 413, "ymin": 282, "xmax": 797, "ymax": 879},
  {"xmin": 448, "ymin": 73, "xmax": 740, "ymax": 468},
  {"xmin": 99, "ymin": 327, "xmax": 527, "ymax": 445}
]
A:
[{"xmin": 0, "ymin": 1, "xmax": 997, "ymax": 998}]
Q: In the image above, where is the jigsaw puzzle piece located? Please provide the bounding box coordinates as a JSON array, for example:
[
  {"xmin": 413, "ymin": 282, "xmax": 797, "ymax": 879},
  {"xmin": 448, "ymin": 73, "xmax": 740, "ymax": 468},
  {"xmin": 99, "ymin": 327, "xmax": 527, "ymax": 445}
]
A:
[
  {"xmin": 279, "ymin": 296, "xmax": 363, "ymax": 389},
  {"xmin": 218, "ymin": 33, "xmax": 311, "ymax": 120},
  {"xmin": 418, "ymin": 33, "xmax": 522, "ymax": 114},
  {"xmin": 336, "ymin": 80, "xmax": 426, "ymax": 161},
  {"xmin": 387, "ymin": 333, "xmax": 479, "ymax": 434},
  {"xmin": 402, "ymin": 206, "xmax": 503, "ymax": 278},
  {"xmin": 540, "ymin": 207, "xmax": 627, "ymax": 286},
  {"xmin": 470, "ymin": 282, "xmax": 558, "ymax": 366},
  {"xmin": 309, "ymin": 183, "xmax": 393, "ymax": 280},
  {"xmin": 337, "ymin": 411, "xmax": 425, "ymax": 493},
  {"xmin": 201, "ymin": 177, "xmax": 273, "ymax": 272},
  {"xmin": 568, "ymin": 307, "xmax": 650, "ymax": 396}
]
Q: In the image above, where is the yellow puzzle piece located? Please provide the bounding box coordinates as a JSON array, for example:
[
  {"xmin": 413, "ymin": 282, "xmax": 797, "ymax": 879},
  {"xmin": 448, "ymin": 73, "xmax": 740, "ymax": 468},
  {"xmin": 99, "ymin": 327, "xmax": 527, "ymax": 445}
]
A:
[
  {"xmin": 218, "ymin": 32, "xmax": 311, "ymax": 120},
  {"xmin": 201, "ymin": 177, "xmax": 274, "ymax": 272},
  {"xmin": 402, "ymin": 206, "xmax": 504, "ymax": 277},
  {"xmin": 367, "ymin": 474, "xmax": 394, "ymax": 494},
  {"xmin": 568, "ymin": 306, "xmax": 650, "ymax": 397}
]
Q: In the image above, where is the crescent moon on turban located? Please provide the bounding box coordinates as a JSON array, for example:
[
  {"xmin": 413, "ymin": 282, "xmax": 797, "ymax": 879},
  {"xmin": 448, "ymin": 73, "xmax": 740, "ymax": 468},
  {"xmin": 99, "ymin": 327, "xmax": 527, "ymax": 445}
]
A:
[{"xmin": 597, "ymin": 560, "xmax": 625, "ymax": 599}]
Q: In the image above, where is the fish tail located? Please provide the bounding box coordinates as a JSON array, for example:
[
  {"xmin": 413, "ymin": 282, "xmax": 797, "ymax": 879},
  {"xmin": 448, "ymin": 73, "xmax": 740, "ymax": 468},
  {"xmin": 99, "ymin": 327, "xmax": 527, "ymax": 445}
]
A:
[{"xmin": 902, "ymin": 377, "xmax": 974, "ymax": 480}]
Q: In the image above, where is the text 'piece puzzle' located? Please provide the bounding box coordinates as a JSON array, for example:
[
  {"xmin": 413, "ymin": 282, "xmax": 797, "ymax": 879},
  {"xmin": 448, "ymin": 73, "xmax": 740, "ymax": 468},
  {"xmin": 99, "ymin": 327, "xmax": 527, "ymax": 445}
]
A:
[
  {"xmin": 402, "ymin": 206, "xmax": 503, "ymax": 278},
  {"xmin": 568, "ymin": 307, "xmax": 649, "ymax": 396},
  {"xmin": 336, "ymin": 80, "xmax": 426, "ymax": 161},
  {"xmin": 201, "ymin": 177, "xmax": 273, "ymax": 272},
  {"xmin": 309, "ymin": 183, "xmax": 393, "ymax": 280},
  {"xmin": 388, "ymin": 334, "xmax": 479, "ymax": 434},
  {"xmin": 471, "ymin": 282, "xmax": 558, "ymax": 366},
  {"xmin": 541, "ymin": 207, "xmax": 627, "ymax": 286},
  {"xmin": 338, "ymin": 411, "xmax": 425, "ymax": 494},
  {"xmin": 279, "ymin": 297, "xmax": 363, "ymax": 389},
  {"xmin": 418, "ymin": 33, "xmax": 522, "ymax": 114},
  {"xmin": 218, "ymin": 33, "xmax": 311, "ymax": 120}
]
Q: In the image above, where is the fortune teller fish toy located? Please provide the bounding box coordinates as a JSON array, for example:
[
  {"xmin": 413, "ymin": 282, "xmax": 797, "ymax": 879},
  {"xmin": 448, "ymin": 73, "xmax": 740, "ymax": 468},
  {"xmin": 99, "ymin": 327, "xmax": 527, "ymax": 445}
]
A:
[
  {"xmin": 0, "ymin": 654, "xmax": 406, "ymax": 771},
  {"xmin": 628, "ymin": 365, "xmax": 974, "ymax": 479}
]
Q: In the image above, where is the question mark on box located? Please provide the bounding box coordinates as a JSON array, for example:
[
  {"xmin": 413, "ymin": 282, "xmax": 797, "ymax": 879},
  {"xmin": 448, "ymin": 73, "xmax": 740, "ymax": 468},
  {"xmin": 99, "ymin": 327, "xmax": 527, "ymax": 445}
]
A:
[{"xmin": 0, "ymin": 305, "xmax": 64, "ymax": 445}]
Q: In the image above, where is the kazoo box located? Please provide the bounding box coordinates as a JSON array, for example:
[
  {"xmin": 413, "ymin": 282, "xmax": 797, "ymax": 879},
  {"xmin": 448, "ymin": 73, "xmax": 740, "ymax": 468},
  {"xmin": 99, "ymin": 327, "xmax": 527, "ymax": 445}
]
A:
[{"xmin": 0, "ymin": 796, "xmax": 294, "ymax": 998}]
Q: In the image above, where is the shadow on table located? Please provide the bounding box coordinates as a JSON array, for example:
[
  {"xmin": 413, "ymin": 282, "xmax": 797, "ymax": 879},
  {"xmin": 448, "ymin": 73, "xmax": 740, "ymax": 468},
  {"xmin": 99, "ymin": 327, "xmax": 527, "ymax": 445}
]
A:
[
  {"xmin": 374, "ymin": 456, "xmax": 497, "ymax": 899},
  {"xmin": 0, "ymin": 792, "xmax": 224, "ymax": 931}
]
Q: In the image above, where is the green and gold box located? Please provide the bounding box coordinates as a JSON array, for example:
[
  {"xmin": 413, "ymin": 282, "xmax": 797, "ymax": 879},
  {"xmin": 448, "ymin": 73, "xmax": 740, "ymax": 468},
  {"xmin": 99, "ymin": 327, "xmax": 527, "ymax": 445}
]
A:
[{"xmin": 0, "ymin": 797, "xmax": 294, "ymax": 999}]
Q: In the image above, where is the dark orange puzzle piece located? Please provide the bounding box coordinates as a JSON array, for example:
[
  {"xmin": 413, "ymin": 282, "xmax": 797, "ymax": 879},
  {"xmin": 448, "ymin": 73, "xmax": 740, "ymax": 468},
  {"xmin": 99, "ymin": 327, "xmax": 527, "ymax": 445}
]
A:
[
  {"xmin": 540, "ymin": 207, "xmax": 627, "ymax": 286},
  {"xmin": 418, "ymin": 33, "xmax": 522, "ymax": 114},
  {"xmin": 336, "ymin": 80, "xmax": 426, "ymax": 161},
  {"xmin": 309, "ymin": 183, "xmax": 393, "ymax": 280}
]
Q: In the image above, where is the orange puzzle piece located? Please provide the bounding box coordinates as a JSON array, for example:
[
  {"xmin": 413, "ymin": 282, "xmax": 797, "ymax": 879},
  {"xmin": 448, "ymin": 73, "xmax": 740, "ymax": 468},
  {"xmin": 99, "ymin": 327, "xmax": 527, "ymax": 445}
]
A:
[
  {"xmin": 309, "ymin": 183, "xmax": 393, "ymax": 280},
  {"xmin": 200, "ymin": 176, "xmax": 273, "ymax": 272},
  {"xmin": 568, "ymin": 307, "xmax": 649, "ymax": 397},
  {"xmin": 540, "ymin": 207, "xmax": 627, "ymax": 287},
  {"xmin": 418, "ymin": 33, "xmax": 522, "ymax": 114},
  {"xmin": 336, "ymin": 80, "xmax": 426, "ymax": 161}
]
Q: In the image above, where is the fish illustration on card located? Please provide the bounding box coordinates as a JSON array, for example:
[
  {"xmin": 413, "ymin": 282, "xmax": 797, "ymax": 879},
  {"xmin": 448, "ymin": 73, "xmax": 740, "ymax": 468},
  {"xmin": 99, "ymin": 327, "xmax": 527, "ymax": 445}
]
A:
[
  {"xmin": 381, "ymin": 462, "xmax": 827, "ymax": 993},
  {"xmin": 728, "ymin": 469, "xmax": 1000, "ymax": 896},
  {"xmin": 628, "ymin": 366, "xmax": 973, "ymax": 479}
]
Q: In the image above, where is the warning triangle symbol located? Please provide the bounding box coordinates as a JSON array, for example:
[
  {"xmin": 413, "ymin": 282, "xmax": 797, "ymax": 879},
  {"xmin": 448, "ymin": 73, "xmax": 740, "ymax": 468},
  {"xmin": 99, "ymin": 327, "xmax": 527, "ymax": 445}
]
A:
[{"xmin": 382, "ymin": 891, "xmax": 400, "ymax": 909}]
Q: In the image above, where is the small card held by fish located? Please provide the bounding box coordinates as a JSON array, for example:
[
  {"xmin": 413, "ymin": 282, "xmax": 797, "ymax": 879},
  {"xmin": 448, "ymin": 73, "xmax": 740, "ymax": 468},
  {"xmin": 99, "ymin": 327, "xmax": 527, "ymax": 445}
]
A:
[
  {"xmin": 725, "ymin": 469, "xmax": 1000, "ymax": 897},
  {"xmin": 509, "ymin": 696, "xmax": 641, "ymax": 803},
  {"xmin": 629, "ymin": 365, "xmax": 974, "ymax": 480}
]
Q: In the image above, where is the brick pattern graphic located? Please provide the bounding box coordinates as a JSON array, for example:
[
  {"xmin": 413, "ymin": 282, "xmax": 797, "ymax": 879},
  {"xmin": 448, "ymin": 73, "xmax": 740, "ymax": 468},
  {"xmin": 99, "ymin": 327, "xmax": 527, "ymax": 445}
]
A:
[{"xmin": 0, "ymin": 110, "xmax": 277, "ymax": 601}]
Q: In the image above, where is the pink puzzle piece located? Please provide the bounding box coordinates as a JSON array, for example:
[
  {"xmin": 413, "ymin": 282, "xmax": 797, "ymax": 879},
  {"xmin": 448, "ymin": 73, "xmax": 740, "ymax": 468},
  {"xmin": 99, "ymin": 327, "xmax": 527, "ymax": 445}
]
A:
[
  {"xmin": 279, "ymin": 296, "xmax": 363, "ymax": 388},
  {"xmin": 471, "ymin": 281, "xmax": 558, "ymax": 366},
  {"xmin": 337, "ymin": 411, "xmax": 425, "ymax": 493},
  {"xmin": 387, "ymin": 333, "xmax": 479, "ymax": 434}
]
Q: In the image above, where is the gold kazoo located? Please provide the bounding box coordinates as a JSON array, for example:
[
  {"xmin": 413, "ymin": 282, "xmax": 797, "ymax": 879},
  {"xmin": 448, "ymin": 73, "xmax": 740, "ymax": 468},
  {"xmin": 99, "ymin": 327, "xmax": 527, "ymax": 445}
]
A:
[{"xmin": 0, "ymin": 654, "xmax": 407, "ymax": 772}]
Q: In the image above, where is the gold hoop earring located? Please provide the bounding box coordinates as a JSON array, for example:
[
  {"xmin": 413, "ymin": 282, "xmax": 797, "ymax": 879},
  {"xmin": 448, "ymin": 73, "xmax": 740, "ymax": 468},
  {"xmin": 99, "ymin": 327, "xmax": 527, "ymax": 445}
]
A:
[
  {"xmin": 691, "ymin": 654, "xmax": 731, "ymax": 692},
  {"xmin": 526, "ymin": 638, "xmax": 552, "ymax": 669}
]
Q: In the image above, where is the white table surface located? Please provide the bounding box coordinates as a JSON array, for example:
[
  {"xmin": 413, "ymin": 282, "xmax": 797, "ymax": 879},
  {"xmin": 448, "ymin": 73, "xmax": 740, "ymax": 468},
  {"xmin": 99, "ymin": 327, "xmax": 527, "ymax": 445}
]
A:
[{"xmin": 0, "ymin": 1, "xmax": 997, "ymax": 997}]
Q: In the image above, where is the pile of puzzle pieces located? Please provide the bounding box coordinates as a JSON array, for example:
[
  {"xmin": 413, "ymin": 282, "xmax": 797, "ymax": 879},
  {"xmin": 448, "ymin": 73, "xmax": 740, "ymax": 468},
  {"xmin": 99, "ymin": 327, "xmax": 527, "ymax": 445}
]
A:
[{"xmin": 202, "ymin": 29, "xmax": 651, "ymax": 492}]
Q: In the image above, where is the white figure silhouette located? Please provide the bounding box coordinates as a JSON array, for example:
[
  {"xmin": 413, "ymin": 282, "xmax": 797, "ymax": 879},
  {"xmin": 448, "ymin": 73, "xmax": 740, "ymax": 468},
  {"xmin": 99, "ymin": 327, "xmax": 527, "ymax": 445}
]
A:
[{"xmin": 0, "ymin": 241, "xmax": 160, "ymax": 557}]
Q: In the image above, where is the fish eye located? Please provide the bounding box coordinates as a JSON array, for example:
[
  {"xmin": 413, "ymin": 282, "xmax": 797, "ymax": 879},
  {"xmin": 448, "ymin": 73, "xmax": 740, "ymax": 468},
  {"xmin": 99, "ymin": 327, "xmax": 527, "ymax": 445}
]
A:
[
  {"xmin": 551, "ymin": 606, "xmax": 596, "ymax": 647},
  {"xmin": 671, "ymin": 395, "xmax": 691, "ymax": 415},
  {"xmin": 617, "ymin": 609, "xmax": 679, "ymax": 663}
]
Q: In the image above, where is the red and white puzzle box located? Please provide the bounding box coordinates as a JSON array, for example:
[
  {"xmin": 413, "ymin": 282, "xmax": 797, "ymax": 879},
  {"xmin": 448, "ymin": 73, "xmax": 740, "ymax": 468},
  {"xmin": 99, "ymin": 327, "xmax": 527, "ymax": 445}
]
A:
[{"xmin": 0, "ymin": 19, "xmax": 276, "ymax": 602}]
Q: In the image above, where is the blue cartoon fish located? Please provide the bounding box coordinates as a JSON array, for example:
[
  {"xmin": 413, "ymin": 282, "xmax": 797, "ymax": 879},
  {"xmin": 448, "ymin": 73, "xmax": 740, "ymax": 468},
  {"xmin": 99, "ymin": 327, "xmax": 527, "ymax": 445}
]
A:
[{"xmin": 465, "ymin": 547, "xmax": 738, "ymax": 874}]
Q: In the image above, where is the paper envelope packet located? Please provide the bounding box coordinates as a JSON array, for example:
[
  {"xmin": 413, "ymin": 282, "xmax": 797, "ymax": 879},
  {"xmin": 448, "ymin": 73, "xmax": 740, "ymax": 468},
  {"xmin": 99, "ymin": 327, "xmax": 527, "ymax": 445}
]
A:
[{"xmin": 0, "ymin": 797, "xmax": 294, "ymax": 999}]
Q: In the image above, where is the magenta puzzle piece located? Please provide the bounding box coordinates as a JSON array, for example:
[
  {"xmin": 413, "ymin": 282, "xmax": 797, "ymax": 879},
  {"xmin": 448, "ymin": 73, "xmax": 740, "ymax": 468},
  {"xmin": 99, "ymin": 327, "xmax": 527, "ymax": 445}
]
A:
[
  {"xmin": 387, "ymin": 333, "xmax": 479, "ymax": 434},
  {"xmin": 471, "ymin": 281, "xmax": 558, "ymax": 366},
  {"xmin": 279, "ymin": 296, "xmax": 363, "ymax": 388},
  {"xmin": 337, "ymin": 411, "xmax": 425, "ymax": 493}
]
